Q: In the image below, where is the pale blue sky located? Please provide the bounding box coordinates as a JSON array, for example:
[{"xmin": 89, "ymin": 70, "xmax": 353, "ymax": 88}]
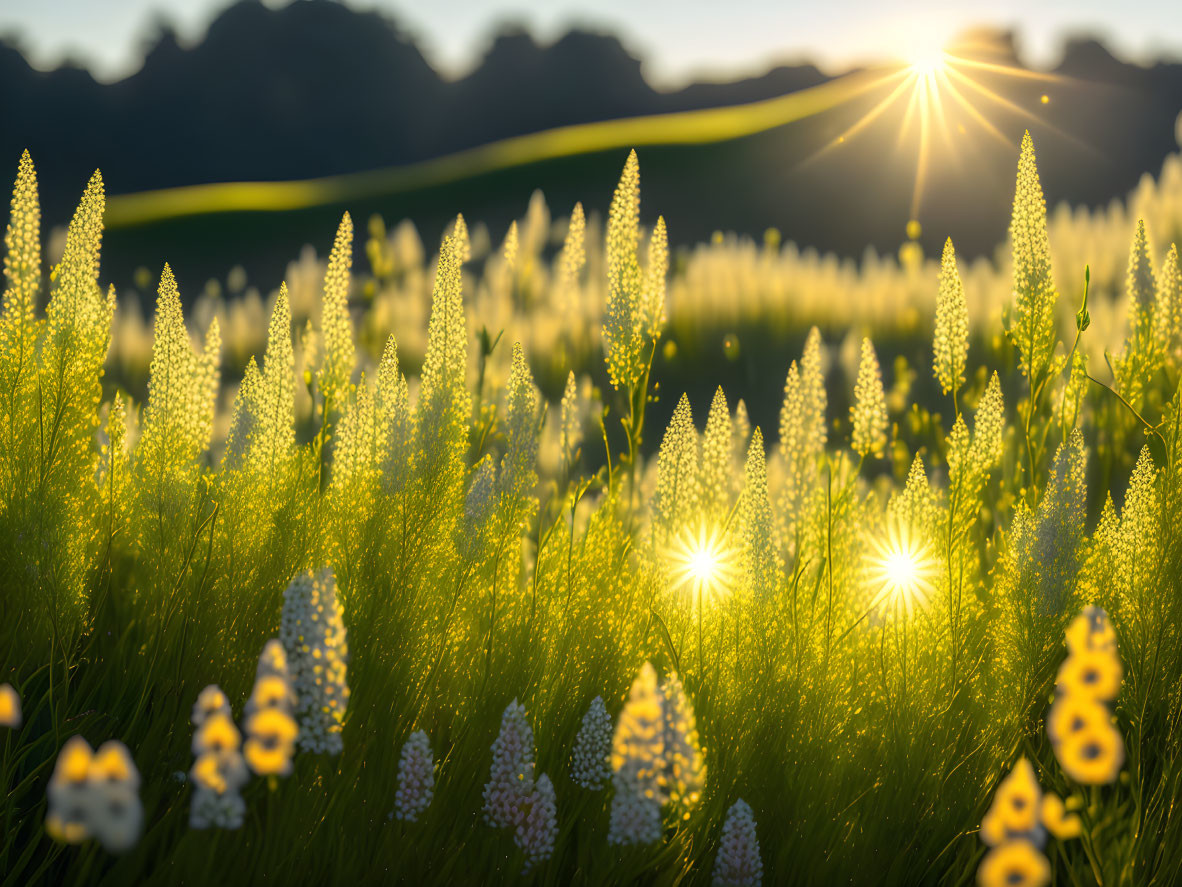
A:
[{"xmin": 4, "ymin": 0, "xmax": 1182, "ymax": 85}]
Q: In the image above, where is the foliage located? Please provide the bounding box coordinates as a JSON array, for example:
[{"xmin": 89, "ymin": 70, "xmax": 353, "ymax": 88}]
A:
[{"xmin": 1, "ymin": 135, "xmax": 1182, "ymax": 887}]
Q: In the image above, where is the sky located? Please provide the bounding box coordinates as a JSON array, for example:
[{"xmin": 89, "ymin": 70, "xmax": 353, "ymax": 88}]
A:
[{"xmin": 4, "ymin": 0, "xmax": 1182, "ymax": 85}]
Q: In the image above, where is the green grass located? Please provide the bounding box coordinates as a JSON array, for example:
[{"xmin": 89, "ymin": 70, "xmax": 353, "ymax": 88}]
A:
[{"xmin": 1, "ymin": 133, "xmax": 1181, "ymax": 887}]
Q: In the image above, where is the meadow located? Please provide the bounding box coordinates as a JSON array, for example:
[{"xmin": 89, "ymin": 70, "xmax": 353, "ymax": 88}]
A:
[{"xmin": 1, "ymin": 125, "xmax": 1181, "ymax": 886}]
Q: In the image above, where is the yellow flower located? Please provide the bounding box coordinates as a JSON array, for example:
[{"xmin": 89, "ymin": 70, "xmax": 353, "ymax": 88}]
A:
[
  {"xmin": 0, "ymin": 683, "xmax": 21, "ymax": 728},
  {"xmin": 191, "ymin": 749, "xmax": 250, "ymax": 795},
  {"xmin": 88, "ymin": 740, "xmax": 139, "ymax": 789},
  {"xmin": 1046, "ymin": 696, "xmax": 1107, "ymax": 746},
  {"xmin": 1058, "ymin": 723, "xmax": 1124, "ymax": 785},
  {"xmin": 51, "ymin": 735, "xmax": 94, "ymax": 788},
  {"xmin": 46, "ymin": 810, "xmax": 91, "ymax": 844},
  {"xmin": 192, "ymin": 712, "xmax": 241, "ymax": 756},
  {"xmin": 1056, "ymin": 649, "xmax": 1122, "ymax": 702},
  {"xmin": 192, "ymin": 684, "xmax": 231, "ymax": 726},
  {"xmin": 977, "ymin": 840, "xmax": 1051, "ymax": 887},
  {"xmin": 1064, "ymin": 606, "xmax": 1116, "ymax": 656},
  {"xmin": 244, "ymin": 708, "xmax": 298, "ymax": 776},
  {"xmin": 1041, "ymin": 793, "xmax": 1082, "ymax": 840},
  {"xmin": 991, "ymin": 758, "xmax": 1041, "ymax": 833},
  {"xmin": 247, "ymin": 675, "xmax": 293, "ymax": 712},
  {"xmin": 980, "ymin": 807, "xmax": 1007, "ymax": 847}
]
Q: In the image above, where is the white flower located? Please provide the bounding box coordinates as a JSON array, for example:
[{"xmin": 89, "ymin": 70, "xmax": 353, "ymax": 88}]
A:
[
  {"xmin": 607, "ymin": 776, "xmax": 662, "ymax": 846},
  {"xmin": 570, "ymin": 696, "xmax": 612, "ymax": 790},
  {"xmin": 483, "ymin": 699, "xmax": 536, "ymax": 829},
  {"xmin": 280, "ymin": 567, "xmax": 350, "ymax": 755},
  {"xmin": 607, "ymin": 663, "xmax": 705, "ymax": 845},
  {"xmin": 658, "ymin": 672, "xmax": 705, "ymax": 808},
  {"xmin": 190, "ymin": 787, "xmax": 246, "ymax": 830},
  {"xmin": 713, "ymin": 799, "xmax": 763, "ymax": 887},
  {"xmin": 395, "ymin": 730, "xmax": 435, "ymax": 822},
  {"xmin": 191, "ymin": 684, "xmax": 232, "ymax": 726},
  {"xmin": 47, "ymin": 736, "xmax": 96, "ymax": 844},
  {"xmin": 515, "ymin": 773, "xmax": 558, "ymax": 872},
  {"xmin": 46, "ymin": 737, "xmax": 143, "ymax": 853}
]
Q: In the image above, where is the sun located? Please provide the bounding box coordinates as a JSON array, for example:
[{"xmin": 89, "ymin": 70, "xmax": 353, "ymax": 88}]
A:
[
  {"xmin": 908, "ymin": 47, "xmax": 948, "ymax": 79},
  {"xmin": 665, "ymin": 523, "xmax": 738, "ymax": 599},
  {"xmin": 805, "ymin": 29, "xmax": 1068, "ymax": 224},
  {"xmin": 867, "ymin": 518, "xmax": 936, "ymax": 615}
]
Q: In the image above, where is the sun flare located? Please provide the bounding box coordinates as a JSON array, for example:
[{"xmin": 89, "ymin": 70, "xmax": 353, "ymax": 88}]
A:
[
  {"xmin": 667, "ymin": 524, "xmax": 739, "ymax": 599},
  {"xmin": 867, "ymin": 519, "xmax": 937, "ymax": 614}
]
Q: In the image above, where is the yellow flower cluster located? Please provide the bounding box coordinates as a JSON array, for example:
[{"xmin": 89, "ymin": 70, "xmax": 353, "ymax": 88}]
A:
[
  {"xmin": 1048, "ymin": 606, "xmax": 1125, "ymax": 785},
  {"xmin": 977, "ymin": 757, "xmax": 1084, "ymax": 887}
]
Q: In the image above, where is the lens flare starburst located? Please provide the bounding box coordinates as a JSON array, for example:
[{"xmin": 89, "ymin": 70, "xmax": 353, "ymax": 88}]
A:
[
  {"xmin": 666, "ymin": 524, "xmax": 738, "ymax": 599},
  {"xmin": 805, "ymin": 30, "xmax": 1073, "ymax": 224},
  {"xmin": 867, "ymin": 520, "xmax": 936, "ymax": 615}
]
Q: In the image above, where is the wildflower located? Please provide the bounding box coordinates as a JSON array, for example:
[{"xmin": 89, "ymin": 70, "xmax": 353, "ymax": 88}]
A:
[
  {"xmin": 658, "ymin": 672, "xmax": 705, "ymax": 808},
  {"xmin": 570, "ymin": 696, "xmax": 613, "ymax": 790},
  {"xmin": 515, "ymin": 772, "xmax": 558, "ymax": 871},
  {"xmin": 1040, "ymin": 793, "xmax": 1082, "ymax": 840},
  {"xmin": 557, "ymin": 202, "xmax": 586, "ymax": 313},
  {"xmin": 246, "ymin": 675, "xmax": 296, "ymax": 716},
  {"xmin": 1, "ymin": 152, "xmax": 39, "ymax": 372},
  {"xmin": 222, "ymin": 358, "xmax": 262, "ymax": 470},
  {"xmin": 933, "ymin": 237, "xmax": 969, "ymax": 396},
  {"xmin": 713, "ymin": 799, "xmax": 762, "ymax": 887},
  {"xmin": 459, "ymin": 456, "xmax": 498, "ymax": 561},
  {"xmin": 376, "ymin": 334, "xmax": 412, "ymax": 493},
  {"xmin": 318, "ymin": 212, "xmax": 355, "ymax": 412},
  {"xmin": 416, "ymin": 226, "xmax": 470, "ymax": 465},
  {"xmin": 1064, "ymin": 606, "xmax": 1116, "ymax": 656},
  {"xmin": 257, "ymin": 282, "xmax": 296, "ymax": 462},
  {"xmin": 0, "ymin": 683, "xmax": 20, "ymax": 728},
  {"xmin": 395, "ymin": 730, "xmax": 435, "ymax": 822},
  {"xmin": 1058, "ymin": 723, "xmax": 1125, "ymax": 785},
  {"xmin": 699, "ymin": 387, "xmax": 733, "ymax": 520},
  {"xmin": 85, "ymin": 741, "xmax": 143, "ymax": 853},
  {"xmin": 192, "ymin": 684, "xmax": 232, "ymax": 726},
  {"xmin": 989, "ymin": 758, "xmax": 1041, "ymax": 836},
  {"xmin": 1046, "ymin": 695, "xmax": 1107, "ymax": 746},
  {"xmin": 778, "ymin": 328, "xmax": 826, "ymax": 531},
  {"xmin": 190, "ymin": 787, "xmax": 247, "ymax": 831},
  {"xmin": 1049, "ymin": 605, "xmax": 1125, "ymax": 785},
  {"xmin": 741, "ymin": 429, "xmax": 780, "ymax": 597},
  {"xmin": 653, "ymin": 393, "xmax": 700, "ymax": 543},
  {"xmin": 483, "ymin": 699, "xmax": 536, "ymax": 829},
  {"xmin": 609, "ymin": 663, "xmax": 705, "ymax": 844},
  {"xmin": 193, "ymin": 712, "xmax": 241, "ymax": 757},
  {"xmin": 1055, "ymin": 649, "xmax": 1122, "ymax": 702},
  {"xmin": 190, "ymin": 749, "xmax": 249, "ymax": 796},
  {"xmin": 977, "ymin": 840, "xmax": 1050, "ymax": 887},
  {"xmin": 851, "ymin": 337, "xmax": 888, "ymax": 458},
  {"xmin": 1154, "ymin": 243, "xmax": 1181, "ymax": 359},
  {"xmin": 332, "ymin": 374, "xmax": 377, "ymax": 489},
  {"xmin": 1008, "ymin": 131, "xmax": 1058, "ymax": 384},
  {"xmin": 243, "ymin": 707, "xmax": 299, "ymax": 777},
  {"xmin": 603, "ymin": 150, "xmax": 665, "ymax": 390},
  {"xmin": 47, "ymin": 737, "xmax": 143, "ymax": 852},
  {"xmin": 138, "ymin": 264, "xmax": 222, "ymax": 480},
  {"xmin": 46, "ymin": 736, "xmax": 95, "ymax": 844},
  {"xmin": 280, "ymin": 567, "xmax": 350, "ymax": 755},
  {"xmin": 559, "ymin": 371, "xmax": 583, "ymax": 469},
  {"xmin": 501, "ymin": 342, "xmax": 539, "ymax": 501}
]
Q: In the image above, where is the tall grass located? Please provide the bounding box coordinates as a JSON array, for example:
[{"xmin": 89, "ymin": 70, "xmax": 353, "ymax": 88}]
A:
[{"xmin": 0, "ymin": 131, "xmax": 1181, "ymax": 886}]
